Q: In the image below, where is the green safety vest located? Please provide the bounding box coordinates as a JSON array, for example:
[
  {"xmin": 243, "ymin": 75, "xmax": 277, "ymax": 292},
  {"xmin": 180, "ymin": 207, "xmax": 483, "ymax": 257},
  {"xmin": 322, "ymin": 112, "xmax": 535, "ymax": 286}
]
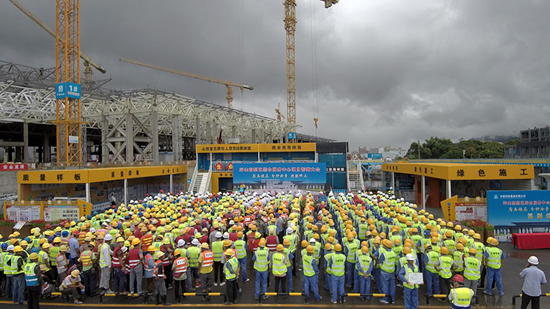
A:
[
  {"xmin": 411, "ymin": 235, "xmax": 422, "ymax": 247},
  {"xmin": 425, "ymin": 251, "xmax": 439, "ymax": 274},
  {"xmin": 234, "ymin": 240, "xmax": 246, "ymax": 259},
  {"xmin": 49, "ymin": 246, "xmax": 60, "ymax": 266},
  {"xmin": 4, "ymin": 253, "xmax": 13, "ymax": 275},
  {"xmin": 474, "ymin": 242, "xmax": 485, "ymax": 261},
  {"xmin": 380, "ymin": 249, "xmax": 396, "ymax": 274},
  {"xmin": 39, "ymin": 250, "xmax": 50, "ymax": 272},
  {"xmin": 254, "ymin": 248, "xmax": 269, "ymax": 272},
  {"xmin": 283, "ymin": 248, "xmax": 292, "ymax": 267},
  {"xmin": 24, "ymin": 262, "xmax": 39, "ymax": 287},
  {"xmin": 451, "ymin": 287, "xmax": 473, "ymax": 306},
  {"xmin": 324, "ymin": 252, "xmax": 334, "ymax": 274},
  {"xmin": 11, "ymin": 255, "xmax": 24, "ymax": 275},
  {"xmin": 464, "ymin": 257, "xmax": 481, "ymax": 280},
  {"xmin": 0, "ymin": 252, "xmax": 3, "ymax": 271},
  {"xmin": 486, "ymin": 247, "xmax": 502, "ymax": 269},
  {"xmin": 438, "ymin": 255, "xmax": 453, "ymax": 279},
  {"xmin": 403, "ymin": 263, "xmax": 420, "ymax": 289},
  {"xmin": 419, "ymin": 238, "xmax": 430, "ymax": 253},
  {"xmin": 444, "ymin": 240, "xmax": 456, "ymax": 252},
  {"xmin": 284, "ymin": 235, "xmax": 296, "ymax": 252},
  {"xmin": 272, "ymin": 252, "xmax": 286, "ymax": 276},
  {"xmin": 393, "ymin": 245, "xmax": 403, "ymax": 257},
  {"xmin": 356, "ymin": 253, "xmax": 372, "ymax": 276},
  {"xmin": 346, "ymin": 242, "xmax": 358, "ymax": 263},
  {"xmin": 188, "ymin": 246, "xmax": 200, "ymax": 267},
  {"xmin": 99, "ymin": 243, "xmax": 110, "ymax": 268},
  {"xmin": 359, "ymin": 224, "xmax": 368, "ymax": 238},
  {"xmin": 212, "ymin": 241, "xmax": 224, "ymax": 262},
  {"xmin": 453, "ymin": 251, "xmax": 464, "ymax": 272},
  {"xmin": 303, "ymin": 254, "xmax": 315, "ymax": 277},
  {"xmin": 224, "ymin": 257, "xmax": 238, "ymax": 280},
  {"xmin": 331, "ymin": 253, "xmax": 346, "ymax": 277},
  {"xmin": 431, "ymin": 244, "xmax": 441, "ymax": 254}
]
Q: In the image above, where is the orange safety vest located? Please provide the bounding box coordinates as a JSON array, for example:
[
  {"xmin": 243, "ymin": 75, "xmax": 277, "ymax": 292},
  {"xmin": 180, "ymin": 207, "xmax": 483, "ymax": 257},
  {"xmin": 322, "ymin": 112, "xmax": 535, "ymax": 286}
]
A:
[
  {"xmin": 80, "ymin": 251, "xmax": 93, "ymax": 268},
  {"xmin": 201, "ymin": 251, "xmax": 214, "ymax": 267},
  {"xmin": 153, "ymin": 260, "xmax": 165, "ymax": 279},
  {"xmin": 173, "ymin": 257, "xmax": 188, "ymax": 278},
  {"xmin": 142, "ymin": 234, "xmax": 153, "ymax": 247}
]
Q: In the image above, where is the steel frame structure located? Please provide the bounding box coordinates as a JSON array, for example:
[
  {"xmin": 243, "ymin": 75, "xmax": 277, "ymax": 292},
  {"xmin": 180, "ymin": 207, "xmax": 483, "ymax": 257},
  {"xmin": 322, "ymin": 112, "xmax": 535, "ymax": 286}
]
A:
[{"xmin": 0, "ymin": 60, "xmax": 294, "ymax": 163}]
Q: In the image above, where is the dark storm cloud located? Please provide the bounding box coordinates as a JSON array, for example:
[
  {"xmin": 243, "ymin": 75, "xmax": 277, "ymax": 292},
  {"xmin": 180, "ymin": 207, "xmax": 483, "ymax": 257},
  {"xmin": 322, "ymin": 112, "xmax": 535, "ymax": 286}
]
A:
[{"xmin": 1, "ymin": 0, "xmax": 549, "ymax": 150}]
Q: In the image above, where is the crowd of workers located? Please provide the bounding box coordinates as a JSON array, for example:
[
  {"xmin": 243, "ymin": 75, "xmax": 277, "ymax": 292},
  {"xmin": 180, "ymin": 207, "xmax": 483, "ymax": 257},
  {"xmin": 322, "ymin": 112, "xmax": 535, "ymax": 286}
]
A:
[{"xmin": 0, "ymin": 189, "xmax": 510, "ymax": 309}]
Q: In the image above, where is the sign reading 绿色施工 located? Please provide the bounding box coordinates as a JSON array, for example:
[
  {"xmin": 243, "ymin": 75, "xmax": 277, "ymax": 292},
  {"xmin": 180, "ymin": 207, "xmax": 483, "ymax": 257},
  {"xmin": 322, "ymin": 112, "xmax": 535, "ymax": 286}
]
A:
[{"xmin": 233, "ymin": 162, "xmax": 326, "ymax": 191}]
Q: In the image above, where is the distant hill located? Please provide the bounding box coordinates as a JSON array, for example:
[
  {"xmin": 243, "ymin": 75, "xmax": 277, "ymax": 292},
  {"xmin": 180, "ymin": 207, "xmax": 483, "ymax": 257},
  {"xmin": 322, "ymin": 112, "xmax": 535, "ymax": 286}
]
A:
[{"xmin": 471, "ymin": 135, "xmax": 518, "ymax": 143}]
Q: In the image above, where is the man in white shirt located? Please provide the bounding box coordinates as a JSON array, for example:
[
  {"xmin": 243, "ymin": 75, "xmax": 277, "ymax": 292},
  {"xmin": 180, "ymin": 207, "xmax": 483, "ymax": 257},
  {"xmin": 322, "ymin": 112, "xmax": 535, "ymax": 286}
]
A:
[{"xmin": 520, "ymin": 256, "xmax": 547, "ymax": 309}]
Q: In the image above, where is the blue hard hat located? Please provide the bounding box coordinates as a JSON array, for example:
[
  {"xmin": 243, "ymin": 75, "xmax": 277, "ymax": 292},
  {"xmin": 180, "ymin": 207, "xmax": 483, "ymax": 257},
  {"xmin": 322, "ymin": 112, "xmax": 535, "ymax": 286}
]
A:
[
  {"xmin": 92, "ymin": 211, "xmax": 98, "ymax": 216},
  {"xmin": 54, "ymin": 232, "xmax": 61, "ymax": 237},
  {"xmin": 62, "ymin": 231, "xmax": 69, "ymax": 237},
  {"xmin": 424, "ymin": 230, "xmax": 431, "ymax": 237},
  {"xmin": 87, "ymin": 215, "xmax": 92, "ymax": 220},
  {"xmin": 24, "ymin": 237, "xmax": 31, "ymax": 242},
  {"xmin": 138, "ymin": 212, "xmax": 143, "ymax": 217},
  {"xmin": 1, "ymin": 243, "xmax": 8, "ymax": 250},
  {"xmin": 47, "ymin": 236, "xmax": 54, "ymax": 243}
]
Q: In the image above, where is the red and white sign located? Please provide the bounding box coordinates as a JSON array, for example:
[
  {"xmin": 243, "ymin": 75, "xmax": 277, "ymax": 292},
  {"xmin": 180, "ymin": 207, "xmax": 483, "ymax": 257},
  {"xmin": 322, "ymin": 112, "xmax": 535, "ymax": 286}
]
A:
[{"xmin": 0, "ymin": 163, "xmax": 29, "ymax": 171}]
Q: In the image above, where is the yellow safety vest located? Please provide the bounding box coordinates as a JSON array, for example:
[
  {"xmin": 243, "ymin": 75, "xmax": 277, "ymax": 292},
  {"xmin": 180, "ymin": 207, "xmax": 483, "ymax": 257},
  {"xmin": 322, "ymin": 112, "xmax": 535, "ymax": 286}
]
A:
[
  {"xmin": 356, "ymin": 253, "xmax": 372, "ymax": 276},
  {"xmin": 272, "ymin": 252, "xmax": 286, "ymax": 276},
  {"xmin": 224, "ymin": 257, "xmax": 238, "ymax": 280},
  {"xmin": 303, "ymin": 254, "xmax": 315, "ymax": 277},
  {"xmin": 38, "ymin": 250, "xmax": 50, "ymax": 272},
  {"xmin": 188, "ymin": 246, "xmax": 200, "ymax": 267},
  {"xmin": 451, "ymin": 287, "xmax": 473, "ymax": 306},
  {"xmin": 425, "ymin": 251, "xmax": 439, "ymax": 274},
  {"xmin": 234, "ymin": 240, "xmax": 246, "ymax": 259},
  {"xmin": 453, "ymin": 251, "xmax": 464, "ymax": 272},
  {"xmin": 331, "ymin": 253, "xmax": 346, "ymax": 277},
  {"xmin": 464, "ymin": 257, "xmax": 480, "ymax": 280},
  {"xmin": 403, "ymin": 264, "xmax": 420, "ymax": 289},
  {"xmin": 380, "ymin": 249, "xmax": 396, "ymax": 274},
  {"xmin": 212, "ymin": 241, "xmax": 224, "ymax": 262},
  {"xmin": 254, "ymin": 248, "xmax": 269, "ymax": 272},
  {"xmin": 11, "ymin": 255, "xmax": 24, "ymax": 275},
  {"xmin": 438, "ymin": 255, "xmax": 453, "ymax": 279},
  {"xmin": 486, "ymin": 247, "xmax": 502, "ymax": 269}
]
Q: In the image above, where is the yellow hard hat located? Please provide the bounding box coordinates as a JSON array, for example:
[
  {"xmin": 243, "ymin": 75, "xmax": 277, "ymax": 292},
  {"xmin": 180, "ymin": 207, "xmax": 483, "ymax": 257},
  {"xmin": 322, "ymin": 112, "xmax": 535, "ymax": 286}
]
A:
[
  {"xmin": 325, "ymin": 243, "xmax": 332, "ymax": 251},
  {"xmin": 469, "ymin": 248, "xmax": 477, "ymax": 255},
  {"xmin": 174, "ymin": 249, "xmax": 181, "ymax": 256},
  {"xmin": 306, "ymin": 245, "xmax": 314, "ymax": 253},
  {"xmin": 283, "ymin": 238, "xmax": 291, "ymax": 246},
  {"xmin": 456, "ymin": 243, "xmax": 464, "ymax": 250},
  {"xmin": 71, "ymin": 269, "xmax": 80, "ymax": 277},
  {"xmin": 225, "ymin": 249, "xmax": 234, "ymax": 256},
  {"xmin": 59, "ymin": 245, "xmax": 68, "ymax": 251},
  {"xmin": 473, "ymin": 233, "xmax": 481, "ymax": 240},
  {"xmin": 148, "ymin": 245, "xmax": 156, "ymax": 252},
  {"xmin": 132, "ymin": 238, "xmax": 140, "ymax": 246},
  {"xmin": 334, "ymin": 244, "xmax": 342, "ymax": 252},
  {"xmin": 42, "ymin": 243, "xmax": 51, "ymax": 249},
  {"xmin": 277, "ymin": 244, "xmax": 284, "ymax": 252},
  {"xmin": 361, "ymin": 246, "xmax": 369, "ymax": 254},
  {"xmin": 258, "ymin": 238, "xmax": 266, "ymax": 247},
  {"xmin": 440, "ymin": 247, "xmax": 449, "ymax": 255},
  {"xmin": 29, "ymin": 253, "xmax": 39, "ymax": 260},
  {"xmin": 13, "ymin": 246, "xmax": 23, "ymax": 253},
  {"xmin": 382, "ymin": 239, "xmax": 393, "ymax": 248}
]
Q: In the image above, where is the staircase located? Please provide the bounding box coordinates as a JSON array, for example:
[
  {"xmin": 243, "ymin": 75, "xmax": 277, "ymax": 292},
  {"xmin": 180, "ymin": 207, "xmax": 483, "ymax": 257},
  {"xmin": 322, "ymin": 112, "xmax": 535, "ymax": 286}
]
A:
[
  {"xmin": 189, "ymin": 164, "xmax": 212, "ymax": 194},
  {"xmin": 347, "ymin": 160, "xmax": 364, "ymax": 193}
]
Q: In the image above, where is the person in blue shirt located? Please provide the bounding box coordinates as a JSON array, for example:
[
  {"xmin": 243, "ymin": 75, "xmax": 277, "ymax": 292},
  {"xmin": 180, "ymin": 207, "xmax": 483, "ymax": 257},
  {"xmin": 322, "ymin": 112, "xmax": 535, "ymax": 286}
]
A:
[
  {"xmin": 302, "ymin": 245, "xmax": 321, "ymax": 303},
  {"xmin": 356, "ymin": 246, "xmax": 374, "ymax": 301},
  {"xmin": 483, "ymin": 238, "xmax": 505, "ymax": 296},
  {"xmin": 398, "ymin": 254, "xmax": 422, "ymax": 309}
]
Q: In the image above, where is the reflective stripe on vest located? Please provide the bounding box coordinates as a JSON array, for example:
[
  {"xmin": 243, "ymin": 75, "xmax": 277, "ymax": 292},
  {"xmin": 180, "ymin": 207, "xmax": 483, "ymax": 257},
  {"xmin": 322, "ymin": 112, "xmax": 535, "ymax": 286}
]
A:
[
  {"xmin": 474, "ymin": 242, "xmax": 485, "ymax": 261},
  {"xmin": 234, "ymin": 240, "xmax": 246, "ymax": 259},
  {"xmin": 0, "ymin": 252, "xmax": 3, "ymax": 271},
  {"xmin": 487, "ymin": 247, "xmax": 502, "ymax": 269},
  {"xmin": 403, "ymin": 264, "xmax": 420, "ymax": 289},
  {"xmin": 254, "ymin": 248, "xmax": 269, "ymax": 272},
  {"xmin": 4, "ymin": 253, "xmax": 13, "ymax": 275},
  {"xmin": 380, "ymin": 250, "xmax": 396, "ymax": 273},
  {"xmin": 426, "ymin": 251, "xmax": 439, "ymax": 274},
  {"xmin": 451, "ymin": 287, "xmax": 473, "ymax": 306},
  {"xmin": 464, "ymin": 257, "xmax": 480, "ymax": 280},
  {"xmin": 346, "ymin": 242, "xmax": 358, "ymax": 263},
  {"xmin": 99, "ymin": 243, "xmax": 110, "ymax": 268},
  {"xmin": 331, "ymin": 253, "xmax": 346, "ymax": 277},
  {"xmin": 212, "ymin": 241, "xmax": 224, "ymax": 262},
  {"xmin": 80, "ymin": 251, "xmax": 93, "ymax": 268},
  {"xmin": 224, "ymin": 257, "xmax": 238, "ymax": 280},
  {"xmin": 174, "ymin": 257, "xmax": 188, "ymax": 278},
  {"xmin": 38, "ymin": 251, "xmax": 50, "ymax": 272},
  {"xmin": 201, "ymin": 251, "xmax": 214, "ymax": 268},
  {"xmin": 188, "ymin": 247, "xmax": 200, "ymax": 267},
  {"xmin": 266, "ymin": 236, "xmax": 278, "ymax": 252},
  {"xmin": 324, "ymin": 252, "xmax": 334, "ymax": 274},
  {"xmin": 356, "ymin": 254, "xmax": 372, "ymax": 275},
  {"xmin": 453, "ymin": 251, "xmax": 464, "ymax": 272},
  {"xmin": 24, "ymin": 262, "xmax": 39, "ymax": 286},
  {"xmin": 128, "ymin": 248, "xmax": 141, "ymax": 269},
  {"xmin": 272, "ymin": 252, "xmax": 286, "ymax": 276},
  {"xmin": 303, "ymin": 254, "xmax": 315, "ymax": 277},
  {"xmin": 49, "ymin": 246, "xmax": 59, "ymax": 266},
  {"xmin": 439, "ymin": 255, "xmax": 453, "ymax": 279},
  {"xmin": 112, "ymin": 247, "xmax": 121, "ymax": 268},
  {"xmin": 11, "ymin": 255, "xmax": 24, "ymax": 275}
]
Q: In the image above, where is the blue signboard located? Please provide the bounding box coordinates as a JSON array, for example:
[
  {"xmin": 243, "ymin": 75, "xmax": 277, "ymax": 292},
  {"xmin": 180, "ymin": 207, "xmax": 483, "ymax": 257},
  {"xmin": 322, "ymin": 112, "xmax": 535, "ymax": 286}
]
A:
[
  {"xmin": 487, "ymin": 190, "xmax": 550, "ymax": 226},
  {"xmin": 55, "ymin": 83, "xmax": 66, "ymax": 99},
  {"xmin": 287, "ymin": 132, "xmax": 297, "ymax": 140},
  {"xmin": 55, "ymin": 82, "xmax": 81, "ymax": 99},
  {"xmin": 367, "ymin": 153, "xmax": 383, "ymax": 159},
  {"xmin": 233, "ymin": 162, "xmax": 326, "ymax": 190}
]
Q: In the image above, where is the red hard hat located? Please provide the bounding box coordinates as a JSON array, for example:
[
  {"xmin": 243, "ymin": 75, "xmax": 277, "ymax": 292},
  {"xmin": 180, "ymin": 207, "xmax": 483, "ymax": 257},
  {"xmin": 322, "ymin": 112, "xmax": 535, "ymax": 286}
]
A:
[{"xmin": 453, "ymin": 274, "xmax": 465, "ymax": 283}]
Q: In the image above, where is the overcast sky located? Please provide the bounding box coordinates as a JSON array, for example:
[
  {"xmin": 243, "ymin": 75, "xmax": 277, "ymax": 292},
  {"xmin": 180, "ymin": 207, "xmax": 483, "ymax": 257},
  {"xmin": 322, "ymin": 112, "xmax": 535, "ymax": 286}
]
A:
[{"xmin": 1, "ymin": 0, "xmax": 550, "ymax": 150}]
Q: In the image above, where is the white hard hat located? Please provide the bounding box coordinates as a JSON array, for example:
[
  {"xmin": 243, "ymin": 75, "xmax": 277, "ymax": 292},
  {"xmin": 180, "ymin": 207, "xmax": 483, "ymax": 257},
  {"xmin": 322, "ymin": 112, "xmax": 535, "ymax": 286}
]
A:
[
  {"xmin": 287, "ymin": 227, "xmax": 293, "ymax": 234},
  {"xmin": 309, "ymin": 238, "xmax": 316, "ymax": 243},
  {"xmin": 192, "ymin": 239, "xmax": 199, "ymax": 246},
  {"xmin": 406, "ymin": 254, "xmax": 415, "ymax": 261},
  {"xmin": 105, "ymin": 234, "xmax": 113, "ymax": 241},
  {"xmin": 215, "ymin": 232, "xmax": 222, "ymax": 238},
  {"xmin": 223, "ymin": 232, "xmax": 229, "ymax": 239},
  {"xmin": 177, "ymin": 239, "xmax": 185, "ymax": 247},
  {"xmin": 528, "ymin": 256, "xmax": 539, "ymax": 265}
]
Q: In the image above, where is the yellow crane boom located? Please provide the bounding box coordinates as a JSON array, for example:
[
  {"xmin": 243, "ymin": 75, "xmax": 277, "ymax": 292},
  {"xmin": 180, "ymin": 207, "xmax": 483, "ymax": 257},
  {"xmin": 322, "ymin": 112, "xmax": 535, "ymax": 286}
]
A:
[
  {"xmin": 120, "ymin": 58, "xmax": 253, "ymax": 109},
  {"xmin": 9, "ymin": 0, "xmax": 106, "ymax": 80}
]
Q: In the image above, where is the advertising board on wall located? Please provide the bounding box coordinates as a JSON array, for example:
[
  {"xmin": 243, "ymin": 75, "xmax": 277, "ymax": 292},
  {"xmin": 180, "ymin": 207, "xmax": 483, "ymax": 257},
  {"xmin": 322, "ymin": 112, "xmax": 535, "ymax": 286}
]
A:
[
  {"xmin": 487, "ymin": 190, "xmax": 550, "ymax": 242},
  {"xmin": 233, "ymin": 162, "xmax": 327, "ymax": 191}
]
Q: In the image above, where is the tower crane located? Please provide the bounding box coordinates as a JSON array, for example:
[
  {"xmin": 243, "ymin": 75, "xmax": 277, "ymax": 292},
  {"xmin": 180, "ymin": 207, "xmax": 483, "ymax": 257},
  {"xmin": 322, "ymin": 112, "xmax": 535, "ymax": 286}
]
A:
[
  {"xmin": 9, "ymin": 0, "xmax": 106, "ymax": 86},
  {"xmin": 120, "ymin": 58, "xmax": 253, "ymax": 109},
  {"xmin": 283, "ymin": 0, "xmax": 338, "ymax": 135}
]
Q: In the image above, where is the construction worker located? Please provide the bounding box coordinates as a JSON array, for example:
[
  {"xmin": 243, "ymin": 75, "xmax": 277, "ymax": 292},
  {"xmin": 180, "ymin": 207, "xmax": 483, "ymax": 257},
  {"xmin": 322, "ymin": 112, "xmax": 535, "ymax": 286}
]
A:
[
  {"xmin": 344, "ymin": 234, "xmax": 358, "ymax": 289},
  {"xmin": 443, "ymin": 231, "xmax": 457, "ymax": 254},
  {"xmin": 60, "ymin": 269, "xmax": 84, "ymax": 304},
  {"xmin": 79, "ymin": 243, "xmax": 97, "ymax": 298},
  {"xmin": 435, "ymin": 246, "xmax": 455, "ymax": 297},
  {"xmin": 198, "ymin": 242, "xmax": 214, "ymax": 301},
  {"xmin": 12, "ymin": 246, "xmax": 25, "ymax": 304},
  {"xmin": 234, "ymin": 232, "xmax": 249, "ymax": 283},
  {"xmin": 453, "ymin": 243, "xmax": 466, "ymax": 276},
  {"xmin": 398, "ymin": 253, "xmax": 422, "ymax": 309},
  {"xmin": 282, "ymin": 238, "xmax": 294, "ymax": 292},
  {"xmin": 377, "ymin": 239, "xmax": 396, "ymax": 305},
  {"xmin": 356, "ymin": 246, "xmax": 373, "ymax": 301},
  {"xmin": 302, "ymin": 245, "xmax": 321, "ymax": 303},
  {"xmin": 172, "ymin": 249, "xmax": 188, "ymax": 304},
  {"xmin": 144, "ymin": 246, "xmax": 157, "ymax": 298},
  {"xmin": 283, "ymin": 227, "xmax": 297, "ymax": 277},
  {"xmin": 211, "ymin": 232, "xmax": 224, "ymax": 287},
  {"xmin": 153, "ymin": 251, "xmax": 170, "ymax": 306},
  {"xmin": 112, "ymin": 237, "xmax": 126, "ymax": 295},
  {"xmin": 224, "ymin": 249, "xmax": 239, "ymax": 305},
  {"xmin": 329, "ymin": 243, "xmax": 346, "ymax": 304},
  {"xmin": 128, "ymin": 238, "xmax": 143, "ymax": 297},
  {"xmin": 484, "ymin": 238, "xmax": 504, "ymax": 296},
  {"xmin": 272, "ymin": 244, "xmax": 287, "ymax": 296},
  {"xmin": 253, "ymin": 238, "xmax": 269, "ymax": 300},
  {"xmin": 423, "ymin": 244, "xmax": 440, "ymax": 297},
  {"xmin": 38, "ymin": 243, "xmax": 54, "ymax": 282},
  {"xmin": 98, "ymin": 234, "xmax": 113, "ymax": 294},
  {"xmin": 463, "ymin": 248, "xmax": 480, "ymax": 296},
  {"xmin": 472, "ymin": 233, "xmax": 487, "ymax": 289},
  {"xmin": 449, "ymin": 274, "xmax": 474, "ymax": 309},
  {"xmin": 323, "ymin": 243, "xmax": 334, "ymax": 291},
  {"xmin": 187, "ymin": 239, "xmax": 201, "ymax": 289},
  {"xmin": 4, "ymin": 245, "xmax": 14, "ymax": 299},
  {"xmin": 25, "ymin": 253, "xmax": 42, "ymax": 309}
]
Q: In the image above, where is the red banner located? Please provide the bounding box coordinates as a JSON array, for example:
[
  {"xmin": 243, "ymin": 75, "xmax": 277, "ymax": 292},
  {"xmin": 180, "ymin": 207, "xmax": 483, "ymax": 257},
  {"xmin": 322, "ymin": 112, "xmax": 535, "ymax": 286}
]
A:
[{"xmin": 0, "ymin": 163, "xmax": 28, "ymax": 171}]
